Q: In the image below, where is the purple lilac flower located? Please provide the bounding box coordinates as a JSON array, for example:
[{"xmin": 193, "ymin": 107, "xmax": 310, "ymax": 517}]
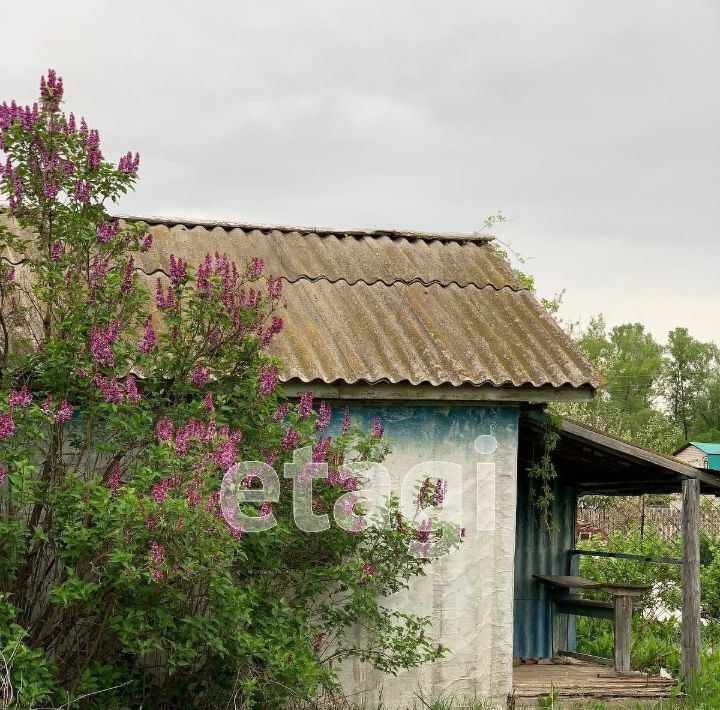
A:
[
  {"xmin": 41, "ymin": 396, "xmax": 54, "ymax": 416},
  {"xmin": 248, "ymin": 257, "xmax": 263, "ymax": 277},
  {"xmin": 138, "ymin": 317, "xmax": 156, "ymax": 353},
  {"xmin": 0, "ymin": 466, "xmax": 5, "ymax": 485},
  {"xmin": 0, "ymin": 413, "xmax": 15, "ymax": 439},
  {"xmin": 432, "ymin": 479, "xmax": 448, "ymax": 506},
  {"xmin": 213, "ymin": 440, "xmax": 237, "ymax": 469},
  {"xmin": 298, "ymin": 391, "xmax": 313, "ymax": 420},
  {"xmin": 121, "ymin": 258, "xmax": 135, "ymax": 293},
  {"xmin": 39, "ymin": 69, "xmax": 63, "ymax": 110},
  {"xmin": 97, "ymin": 220, "xmax": 119, "ymax": 244},
  {"xmin": 191, "ymin": 363, "xmax": 211, "ymax": 387},
  {"xmin": 312, "ymin": 436, "xmax": 332, "ymax": 463},
  {"xmin": 240, "ymin": 289, "xmax": 259, "ymax": 308},
  {"xmin": 341, "ymin": 406, "xmax": 351, "ymax": 434},
  {"xmin": 151, "ymin": 478, "xmax": 171, "ymax": 504},
  {"xmin": 260, "ymin": 316, "xmax": 284, "ymax": 346},
  {"xmin": 87, "ymin": 146, "xmax": 102, "ymax": 171},
  {"xmin": 50, "ymin": 241, "xmax": 62, "ymax": 261},
  {"xmin": 155, "ymin": 418, "xmax": 174, "ymax": 442},
  {"xmin": 273, "ymin": 403, "xmax": 290, "ymax": 421},
  {"xmin": 372, "ymin": 417, "xmax": 384, "ymax": 438},
  {"xmin": 8, "ymin": 387, "xmax": 32, "ymax": 408},
  {"xmin": 118, "ymin": 151, "xmax": 140, "ymax": 174},
  {"xmin": 204, "ymin": 419, "xmax": 217, "ymax": 442},
  {"xmin": 205, "ymin": 491, "xmax": 220, "ymax": 512},
  {"xmin": 316, "ymin": 402, "xmax": 331, "ymax": 430},
  {"xmin": 204, "ymin": 392, "xmax": 214, "ymax": 414},
  {"xmin": 174, "ymin": 427, "xmax": 190, "ymax": 456},
  {"xmin": 75, "ymin": 180, "xmax": 90, "ymax": 204},
  {"xmin": 155, "ymin": 280, "xmax": 177, "ymax": 310},
  {"xmin": 90, "ymin": 324, "xmax": 115, "ymax": 366},
  {"xmin": 257, "ymin": 365, "xmax": 279, "ymax": 397},
  {"xmin": 140, "ymin": 233, "xmax": 153, "ymax": 250},
  {"xmin": 186, "ymin": 479, "xmax": 201, "ymax": 507},
  {"xmin": 89, "ymin": 256, "xmax": 110, "ymax": 296},
  {"xmin": 267, "ymin": 277, "xmax": 283, "ymax": 299},
  {"xmin": 43, "ymin": 178, "xmax": 61, "ymax": 200},
  {"xmin": 150, "ymin": 541, "xmax": 166, "ymax": 565},
  {"xmin": 168, "ymin": 254, "xmax": 187, "ymax": 285},
  {"xmin": 125, "ymin": 375, "xmax": 141, "ymax": 404},
  {"xmin": 55, "ymin": 400, "xmax": 73, "ymax": 423},
  {"xmin": 416, "ymin": 518, "xmax": 432, "ymax": 543},
  {"xmin": 228, "ymin": 521, "xmax": 245, "ymax": 540},
  {"xmin": 109, "ymin": 463, "xmax": 121, "ymax": 497},
  {"xmin": 282, "ymin": 426, "xmax": 299, "ymax": 451},
  {"xmin": 94, "ymin": 375, "xmax": 123, "ymax": 403}
]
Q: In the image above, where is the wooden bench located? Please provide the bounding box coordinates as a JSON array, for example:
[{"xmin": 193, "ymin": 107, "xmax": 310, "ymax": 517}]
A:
[{"xmin": 534, "ymin": 574, "xmax": 651, "ymax": 673}]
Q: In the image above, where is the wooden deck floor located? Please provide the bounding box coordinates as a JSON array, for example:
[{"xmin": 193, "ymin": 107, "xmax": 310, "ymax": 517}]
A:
[{"xmin": 513, "ymin": 660, "xmax": 676, "ymax": 702}]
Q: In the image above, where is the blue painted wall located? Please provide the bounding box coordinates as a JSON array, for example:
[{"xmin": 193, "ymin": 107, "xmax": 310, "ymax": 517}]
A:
[{"xmin": 512, "ymin": 474, "xmax": 575, "ymax": 658}]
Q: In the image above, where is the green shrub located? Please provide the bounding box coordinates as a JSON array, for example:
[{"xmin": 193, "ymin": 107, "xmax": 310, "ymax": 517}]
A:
[{"xmin": 0, "ymin": 71, "xmax": 452, "ymax": 708}]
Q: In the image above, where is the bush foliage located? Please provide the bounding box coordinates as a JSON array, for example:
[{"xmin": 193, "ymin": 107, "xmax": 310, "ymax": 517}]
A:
[{"xmin": 0, "ymin": 71, "xmax": 449, "ymax": 708}]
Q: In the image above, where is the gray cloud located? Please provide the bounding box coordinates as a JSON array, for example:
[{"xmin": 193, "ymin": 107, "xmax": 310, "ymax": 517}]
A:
[{"xmin": 5, "ymin": 0, "xmax": 720, "ymax": 342}]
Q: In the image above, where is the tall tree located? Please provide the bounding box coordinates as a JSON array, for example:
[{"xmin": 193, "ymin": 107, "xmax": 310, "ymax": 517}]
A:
[
  {"xmin": 560, "ymin": 317, "xmax": 681, "ymax": 454},
  {"xmin": 663, "ymin": 328, "xmax": 719, "ymax": 441}
]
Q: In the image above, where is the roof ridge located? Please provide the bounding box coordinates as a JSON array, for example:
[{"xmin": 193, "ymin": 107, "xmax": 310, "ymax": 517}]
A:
[{"xmin": 117, "ymin": 213, "xmax": 494, "ymax": 244}]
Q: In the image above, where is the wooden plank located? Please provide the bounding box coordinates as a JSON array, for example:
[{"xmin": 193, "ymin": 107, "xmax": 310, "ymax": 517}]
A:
[
  {"xmin": 613, "ymin": 595, "xmax": 633, "ymax": 673},
  {"xmin": 512, "ymin": 662, "xmax": 676, "ymax": 700},
  {"xmin": 682, "ymin": 477, "xmax": 701, "ymax": 682},
  {"xmin": 283, "ymin": 382, "xmax": 595, "ymax": 403},
  {"xmin": 555, "ymin": 597, "xmax": 614, "ymax": 620},
  {"xmin": 551, "ymin": 598, "xmax": 568, "ymax": 657},
  {"xmin": 534, "ymin": 574, "xmax": 601, "ymax": 589},
  {"xmin": 558, "ymin": 650, "xmax": 612, "ymax": 666},
  {"xmin": 598, "ymin": 583, "xmax": 651, "ymax": 595},
  {"xmin": 569, "ymin": 548, "xmax": 683, "ymax": 565}
]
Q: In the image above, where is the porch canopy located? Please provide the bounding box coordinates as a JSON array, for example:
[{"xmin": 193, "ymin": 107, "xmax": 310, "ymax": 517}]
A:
[
  {"xmin": 519, "ymin": 413, "xmax": 720, "ymax": 496},
  {"xmin": 519, "ymin": 411, "xmax": 720, "ymax": 680}
]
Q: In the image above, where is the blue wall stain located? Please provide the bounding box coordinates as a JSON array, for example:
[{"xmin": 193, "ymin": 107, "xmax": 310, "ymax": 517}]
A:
[{"xmin": 326, "ymin": 403, "xmax": 519, "ymax": 458}]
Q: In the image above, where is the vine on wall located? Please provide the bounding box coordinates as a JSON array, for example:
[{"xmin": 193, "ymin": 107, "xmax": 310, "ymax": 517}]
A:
[{"xmin": 528, "ymin": 413, "xmax": 562, "ymax": 533}]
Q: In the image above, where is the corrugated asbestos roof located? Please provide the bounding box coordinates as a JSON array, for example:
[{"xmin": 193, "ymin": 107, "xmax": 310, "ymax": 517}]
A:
[{"xmin": 128, "ymin": 216, "xmax": 600, "ymax": 392}]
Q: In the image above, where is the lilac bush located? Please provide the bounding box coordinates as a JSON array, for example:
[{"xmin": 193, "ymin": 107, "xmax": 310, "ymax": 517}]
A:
[{"xmin": 0, "ymin": 71, "xmax": 449, "ymax": 708}]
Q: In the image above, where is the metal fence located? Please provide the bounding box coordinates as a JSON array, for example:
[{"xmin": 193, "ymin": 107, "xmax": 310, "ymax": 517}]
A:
[{"xmin": 577, "ymin": 495, "xmax": 720, "ymax": 543}]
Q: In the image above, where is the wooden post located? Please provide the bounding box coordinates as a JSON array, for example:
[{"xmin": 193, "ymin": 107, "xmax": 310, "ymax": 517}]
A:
[
  {"xmin": 682, "ymin": 477, "xmax": 701, "ymax": 682},
  {"xmin": 613, "ymin": 595, "xmax": 633, "ymax": 673}
]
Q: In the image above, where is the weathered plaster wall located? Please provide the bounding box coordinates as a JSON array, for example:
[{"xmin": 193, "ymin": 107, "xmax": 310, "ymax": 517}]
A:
[{"xmin": 333, "ymin": 404, "xmax": 519, "ymax": 706}]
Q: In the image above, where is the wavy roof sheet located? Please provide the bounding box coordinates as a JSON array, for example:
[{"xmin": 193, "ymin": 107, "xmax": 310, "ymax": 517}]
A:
[{"xmin": 131, "ymin": 216, "xmax": 599, "ymax": 392}]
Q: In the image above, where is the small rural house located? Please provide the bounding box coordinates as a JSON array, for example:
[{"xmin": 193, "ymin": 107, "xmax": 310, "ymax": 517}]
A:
[
  {"xmin": 675, "ymin": 442, "xmax": 720, "ymax": 471},
  {"xmin": 128, "ymin": 216, "xmax": 720, "ymax": 705}
]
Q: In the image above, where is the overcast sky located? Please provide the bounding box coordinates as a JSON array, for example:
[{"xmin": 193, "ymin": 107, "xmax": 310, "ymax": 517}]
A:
[{"xmin": 5, "ymin": 1, "xmax": 720, "ymax": 344}]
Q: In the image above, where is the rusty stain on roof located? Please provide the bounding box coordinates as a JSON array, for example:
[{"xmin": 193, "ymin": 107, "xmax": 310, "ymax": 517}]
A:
[{"xmin": 131, "ymin": 216, "xmax": 599, "ymax": 391}]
